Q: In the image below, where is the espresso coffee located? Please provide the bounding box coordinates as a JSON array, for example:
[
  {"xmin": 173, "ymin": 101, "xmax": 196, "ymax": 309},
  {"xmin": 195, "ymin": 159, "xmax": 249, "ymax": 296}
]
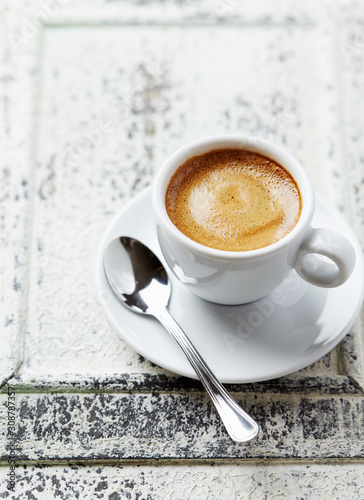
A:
[{"xmin": 165, "ymin": 148, "xmax": 302, "ymax": 251}]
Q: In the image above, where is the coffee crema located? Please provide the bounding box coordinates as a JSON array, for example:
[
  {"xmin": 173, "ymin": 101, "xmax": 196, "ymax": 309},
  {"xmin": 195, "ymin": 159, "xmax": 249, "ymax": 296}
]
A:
[{"xmin": 165, "ymin": 148, "xmax": 302, "ymax": 251}]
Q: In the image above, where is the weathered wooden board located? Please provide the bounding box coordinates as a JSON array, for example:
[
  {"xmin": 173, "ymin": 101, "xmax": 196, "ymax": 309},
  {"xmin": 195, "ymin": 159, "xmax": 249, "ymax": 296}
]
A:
[
  {"xmin": 3, "ymin": 0, "xmax": 363, "ymax": 390},
  {"xmin": 1, "ymin": 460, "xmax": 364, "ymax": 499},
  {"xmin": 1, "ymin": 391, "xmax": 364, "ymax": 461},
  {"xmin": 1, "ymin": 0, "xmax": 364, "ymax": 496}
]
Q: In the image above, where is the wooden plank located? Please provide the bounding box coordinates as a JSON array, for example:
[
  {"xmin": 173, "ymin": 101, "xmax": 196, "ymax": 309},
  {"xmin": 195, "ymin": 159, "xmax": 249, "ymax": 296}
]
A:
[
  {"xmin": 1, "ymin": 392, "xmax": 364, "ymax": 461},
  {"xmin": 4, "ymin": 372, "xmax": 364, "ymax": 395},
  {"xmin": 18, "ymin": 12, "xmax": 361, "ymax": 387},
  {"xmin": 1, "ymin": 461, "xmax": 364, "ymax": 499}
]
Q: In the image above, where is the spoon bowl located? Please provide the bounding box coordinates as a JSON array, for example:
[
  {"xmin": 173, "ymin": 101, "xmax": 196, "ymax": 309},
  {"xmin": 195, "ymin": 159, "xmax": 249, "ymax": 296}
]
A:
[{"xmin": 104, "ymin": 236, "xmax": 170, "ymax": 314}]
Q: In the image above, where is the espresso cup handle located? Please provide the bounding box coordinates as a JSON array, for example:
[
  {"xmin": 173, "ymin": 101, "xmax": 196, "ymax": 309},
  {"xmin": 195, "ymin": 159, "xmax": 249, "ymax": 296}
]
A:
[{"xmin": 294, "ymin": 228, "xmax": 356, "ymax": 287}]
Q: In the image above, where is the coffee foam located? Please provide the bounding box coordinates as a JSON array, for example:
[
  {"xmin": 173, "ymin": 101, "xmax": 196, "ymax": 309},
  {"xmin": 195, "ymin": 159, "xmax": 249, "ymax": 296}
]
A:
[{"xmin": 166, "ymin": 149, "xmax": 302, "ymax": 251}]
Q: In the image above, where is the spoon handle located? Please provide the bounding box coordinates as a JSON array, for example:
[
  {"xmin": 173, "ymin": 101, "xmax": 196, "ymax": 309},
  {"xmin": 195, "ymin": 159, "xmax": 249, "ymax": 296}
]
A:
[{"xmin": 155, "ymin": 308, "xmax": 260, "ymax": 443}]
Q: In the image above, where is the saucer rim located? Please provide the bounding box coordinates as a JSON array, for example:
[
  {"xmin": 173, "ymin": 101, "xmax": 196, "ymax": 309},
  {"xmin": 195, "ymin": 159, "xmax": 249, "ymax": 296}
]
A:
[{"xmin": 96, "ymin": 186, "xmax": 364, "ymax": 383}]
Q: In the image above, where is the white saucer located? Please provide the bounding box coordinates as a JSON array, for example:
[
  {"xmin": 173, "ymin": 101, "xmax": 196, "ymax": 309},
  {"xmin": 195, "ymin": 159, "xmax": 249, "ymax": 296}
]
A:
[{"xmin": 96, "ymin": 187, "xmax": 364, "ymax": 383}]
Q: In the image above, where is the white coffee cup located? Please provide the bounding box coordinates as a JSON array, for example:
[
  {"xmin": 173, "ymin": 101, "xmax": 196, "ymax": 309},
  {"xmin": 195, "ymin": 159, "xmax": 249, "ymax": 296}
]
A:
[{"xmin": 152, "ymin": 134, "xmax": 356, "ymax": 305}]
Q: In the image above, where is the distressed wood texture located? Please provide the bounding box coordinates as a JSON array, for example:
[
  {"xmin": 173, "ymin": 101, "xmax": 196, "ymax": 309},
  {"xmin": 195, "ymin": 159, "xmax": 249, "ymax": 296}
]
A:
[
  {"xmin": 1, "ymin": 391, "xmax": 364, "ymax": 462},
  {"xmin": 1, "ymin": 0, "xmax": 364, "ymax": 491},
  {"xmin": 1, "ymin": 462, "xmax": 364, "ymax": 500}
]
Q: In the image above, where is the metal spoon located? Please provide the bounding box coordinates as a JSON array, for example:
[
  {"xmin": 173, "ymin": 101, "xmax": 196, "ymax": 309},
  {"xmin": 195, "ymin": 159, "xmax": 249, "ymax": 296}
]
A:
[{"xmin": 103, "ymin": 236, "xmax": 260, "ymax": 443}]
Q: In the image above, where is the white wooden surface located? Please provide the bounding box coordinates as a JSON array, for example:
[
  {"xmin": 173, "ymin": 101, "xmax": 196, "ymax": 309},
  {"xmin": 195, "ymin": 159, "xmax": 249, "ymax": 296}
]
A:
[
  {"xmin": 1, "ymin": 0, "xmax": 364, "ymax": 498},
  {"xmin": 1, "ymin": 462, "xmax": 364, "ymax": 499}
]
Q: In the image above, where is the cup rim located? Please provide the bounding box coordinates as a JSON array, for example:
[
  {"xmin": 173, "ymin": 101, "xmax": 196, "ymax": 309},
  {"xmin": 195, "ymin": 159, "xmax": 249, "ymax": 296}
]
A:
[{"xmin": 152, "ymin": 134, "xmax": 315, "ymax": 260}]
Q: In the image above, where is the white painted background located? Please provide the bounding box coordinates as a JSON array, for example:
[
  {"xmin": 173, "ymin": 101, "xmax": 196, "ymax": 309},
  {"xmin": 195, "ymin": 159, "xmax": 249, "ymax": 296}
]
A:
[{"xmin": 1, "ymin": 0, "xmax": 364, "ymax": 498}]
